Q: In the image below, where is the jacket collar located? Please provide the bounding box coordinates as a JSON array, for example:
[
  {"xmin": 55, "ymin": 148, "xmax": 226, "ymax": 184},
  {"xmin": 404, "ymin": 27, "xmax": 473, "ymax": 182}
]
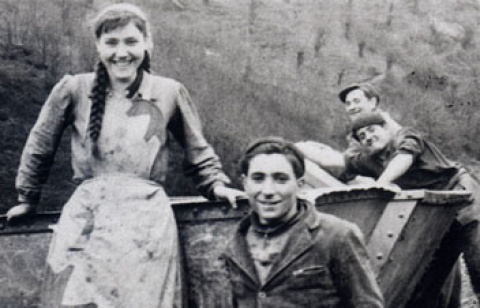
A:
[
  {"xmin": 264, "ymin": 202, "xmax": 318, "ymax": 288},
  {"xmin": 301, "ymin": 199, "xmax": 322, "ymax": 230},
  {"xmin": 249, "ymin": 202, "xmax": 306, "ymax": 237},
  {"xmin": 225, "ymin": 200, "xmax": 321, "ymax": 288},
  {"xmin": 88, "ymin": 71, "xmax": 157, "ymax": 103},
  {"xmin": 225, "ymin": 223, "xmax": 260, "ymax": 287},
  {"xmin": 133, "ymin": 71, "xmax": 156, "ymax": 102}
]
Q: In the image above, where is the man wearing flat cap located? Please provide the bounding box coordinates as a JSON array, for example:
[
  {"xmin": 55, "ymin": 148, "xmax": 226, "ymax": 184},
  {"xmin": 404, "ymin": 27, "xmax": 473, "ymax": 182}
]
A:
[
  {"xmin": 342, "ymin": 112, "xmax": 480, "ymax": 308},
  {"xmin": 223, "ymin": 137, "xmax": 384, "ymax": 308},
  {"xmin": 338, "ymin": 83, "xmax": 382, "ymax": 121},
  {"xmin": 298, "ymin": 82, "xmax": 480, "ymax": 307},
  {"xmin": 296, "ymin": 82, "xmax": 400, "ymax": 184}
]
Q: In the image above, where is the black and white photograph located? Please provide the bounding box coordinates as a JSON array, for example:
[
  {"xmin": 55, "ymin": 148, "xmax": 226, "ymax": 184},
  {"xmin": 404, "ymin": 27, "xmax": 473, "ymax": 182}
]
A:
[{"xmin": 0, "ymin": 0, "xmax": 479, "ymax": 307}]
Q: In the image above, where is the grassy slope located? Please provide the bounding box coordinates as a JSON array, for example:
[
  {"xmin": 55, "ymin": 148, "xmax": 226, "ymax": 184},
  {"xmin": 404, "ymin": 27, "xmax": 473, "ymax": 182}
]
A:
[
  {"xmin": 0, "ymin": 58, "xmax": 75, "ymax": 213},
  {"xmin": 1, "ymin": 0, "xmax": 479, "ymax": 207}
]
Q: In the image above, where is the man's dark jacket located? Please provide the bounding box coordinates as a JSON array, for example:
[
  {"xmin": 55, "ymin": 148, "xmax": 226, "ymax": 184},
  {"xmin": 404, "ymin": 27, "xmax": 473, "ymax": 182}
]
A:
[{"xmin": 223, "ymin": 200, "xmax": 384, "ymax": 308}]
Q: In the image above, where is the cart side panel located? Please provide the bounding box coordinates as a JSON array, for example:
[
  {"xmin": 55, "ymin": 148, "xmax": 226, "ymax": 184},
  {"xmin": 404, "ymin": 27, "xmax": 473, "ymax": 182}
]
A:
[
  {"xmin": 377, "ymin": 199, "xmax": 464, "ymax": 308},
  {"xmin": 0, "ymin": 233, "xmax": 51, "ymax": 308}
]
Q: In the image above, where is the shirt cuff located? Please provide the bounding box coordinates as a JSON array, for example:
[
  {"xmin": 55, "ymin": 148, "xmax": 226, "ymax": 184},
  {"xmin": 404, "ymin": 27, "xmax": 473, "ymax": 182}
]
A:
[
  {"xmin": 17, "ymin": 189, "xmax": 40, "ymax": 206},
  {"xmin": 207, "ymin": 180, "xmax": 228, "ymax": 201}
]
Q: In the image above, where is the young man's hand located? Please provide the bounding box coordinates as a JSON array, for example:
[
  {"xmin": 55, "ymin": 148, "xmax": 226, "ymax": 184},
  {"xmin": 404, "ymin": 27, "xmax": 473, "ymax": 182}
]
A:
[
  {"xmin": 375, "ymin": 181, "xmax": 401, "ymax": 193},
  {"xmin": 377, "ymin": 153, "xmax": 414, "ymax": 185}
]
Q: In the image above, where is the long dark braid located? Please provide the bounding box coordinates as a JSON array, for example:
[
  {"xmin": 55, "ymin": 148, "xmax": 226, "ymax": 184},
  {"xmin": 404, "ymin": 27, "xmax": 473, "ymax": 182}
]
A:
[
  {"xmin": 88, "ymin": 51, "xmax": 150, "ymax": 157},
  {"xmin": 88, "ymin": 61, "xmax": 109, "ymax": 158},
  {"xmin": 126, "ymin": 51, "xmax": 151, "ymax": 98}
]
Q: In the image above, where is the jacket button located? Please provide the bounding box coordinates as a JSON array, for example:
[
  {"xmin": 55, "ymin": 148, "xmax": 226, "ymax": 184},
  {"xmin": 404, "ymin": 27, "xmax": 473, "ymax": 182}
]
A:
[{"xmin": 258, "ymin": 292, "xmax": 266, "ymax": 298}]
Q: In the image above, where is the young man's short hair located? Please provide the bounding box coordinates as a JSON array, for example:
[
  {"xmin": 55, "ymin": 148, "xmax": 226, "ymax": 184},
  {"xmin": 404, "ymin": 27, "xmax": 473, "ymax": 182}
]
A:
[{"xmin": 240, "ymin": 137, "xmax": 305, "ymax": 179}]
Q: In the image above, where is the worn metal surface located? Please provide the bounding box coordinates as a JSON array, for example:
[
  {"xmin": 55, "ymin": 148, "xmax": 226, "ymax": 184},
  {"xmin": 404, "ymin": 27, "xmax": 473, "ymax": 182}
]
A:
[
  {"xmin": 0, "ymin": 233, "xmax": 51, "ymax": 308},
  {"xmin": 367, "ymin": 199, "xmax": 418, "ymax": 273},
  {"xmin": 313, "ymin": 186, "xmax": 395, "ymax": 240},
  {"xmin": 377, "ymin": 193, "xmax": 469, "ymax": 308},
  {"xmin": 0, "ymin": 188, "xmax": 471, "ymax": 308}
]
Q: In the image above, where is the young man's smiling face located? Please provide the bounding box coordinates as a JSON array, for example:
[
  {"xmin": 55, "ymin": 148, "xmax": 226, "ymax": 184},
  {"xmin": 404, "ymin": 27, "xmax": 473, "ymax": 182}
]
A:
[
  {"xmin": 344, "ymin": 89, "xmax": 378, "ymax": 120},
  {"xmin": 243, "ymin": 153, "xmax": 301, "ymax": 225},
  {"xmin": 356, "ymin": 124, "xmax": 392, "ymax": 155}
]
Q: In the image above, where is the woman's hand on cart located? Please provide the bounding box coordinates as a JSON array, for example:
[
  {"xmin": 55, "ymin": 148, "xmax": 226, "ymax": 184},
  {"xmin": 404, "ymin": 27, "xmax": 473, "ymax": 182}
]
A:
[
  {"xmin": 213, "ymin": 185, "xmax": 248, "ymax": 209},
  {"xmin": 6, "ymin": 203, "xmax": 34, "ymax": 221}
]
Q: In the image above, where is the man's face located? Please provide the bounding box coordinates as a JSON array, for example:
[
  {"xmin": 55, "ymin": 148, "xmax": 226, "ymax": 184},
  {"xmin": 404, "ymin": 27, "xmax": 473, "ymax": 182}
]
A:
[
  {"xmin": 243, "ymin": 154, "xmax": 301, "ymax": 225},
  {"xmin": 344, "ymin": 89, "xmax": 378, "ymax": 120},
  {"xmin": 356, "ymin": 124, "xmax": 392, "ymax": 155}
]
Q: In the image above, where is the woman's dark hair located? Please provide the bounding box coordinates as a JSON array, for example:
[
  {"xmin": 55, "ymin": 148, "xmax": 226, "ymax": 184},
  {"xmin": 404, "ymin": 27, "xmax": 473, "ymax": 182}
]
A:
[
  {"xmin": 88, "ymin": 61, "xmax": 109, "ymax": 158},
  {"xmin": 240, "ymin": 137, "xmax": 305, "ymax": 179},
  {"xmin": 88, "ymin": 4, "xmax": 152, "ymax": 157}
]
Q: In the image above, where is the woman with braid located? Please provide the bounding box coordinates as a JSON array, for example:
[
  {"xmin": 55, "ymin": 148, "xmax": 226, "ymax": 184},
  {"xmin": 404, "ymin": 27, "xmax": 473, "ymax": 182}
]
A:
[{"xmin": 6, "ymin": 3, "xmax": 244, "ymax": 308}]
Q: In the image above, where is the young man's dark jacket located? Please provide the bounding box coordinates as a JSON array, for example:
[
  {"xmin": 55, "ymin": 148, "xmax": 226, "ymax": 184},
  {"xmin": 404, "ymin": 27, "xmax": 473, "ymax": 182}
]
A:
[{"xmin": 222, "ymin": 200, "xmax": 384, "ymax": 308}]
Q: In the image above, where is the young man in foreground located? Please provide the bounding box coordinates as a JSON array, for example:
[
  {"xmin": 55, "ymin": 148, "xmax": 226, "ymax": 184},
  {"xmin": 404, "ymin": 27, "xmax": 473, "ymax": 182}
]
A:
[{"xmin": 223, "ymin": 137, "xmax": 383, "ymax": 308}]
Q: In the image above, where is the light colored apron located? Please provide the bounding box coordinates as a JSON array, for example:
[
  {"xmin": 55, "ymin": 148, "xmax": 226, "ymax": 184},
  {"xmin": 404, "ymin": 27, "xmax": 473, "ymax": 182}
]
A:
[{"xmin": 44, "ymin": 174, "xmax": 180, "ymax": 308}]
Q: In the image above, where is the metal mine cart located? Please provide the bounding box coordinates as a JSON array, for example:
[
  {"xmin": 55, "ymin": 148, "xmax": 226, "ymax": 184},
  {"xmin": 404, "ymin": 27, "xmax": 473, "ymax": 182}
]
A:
[{"xmin": 0, "ymin": 187, "xmax": 471, "ymax": 308}]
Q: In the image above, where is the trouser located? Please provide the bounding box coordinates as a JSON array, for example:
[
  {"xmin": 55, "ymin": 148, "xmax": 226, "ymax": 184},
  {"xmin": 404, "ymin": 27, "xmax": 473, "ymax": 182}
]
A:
[
  {"xmin": 453, "ymin": 170, "xmax": 480, "ymax": 297},
  {"xmin": 407, "ymin": 220, "xmax": 480, "ymax": 308},
  {"xmin": 407, "ymin": 170, "xmax": 480, "ymax": 308}
]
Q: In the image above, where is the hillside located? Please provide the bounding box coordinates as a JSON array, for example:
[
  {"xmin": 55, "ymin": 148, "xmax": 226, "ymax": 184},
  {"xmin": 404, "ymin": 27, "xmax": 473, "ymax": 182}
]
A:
[
  {"xmin": 0, "ymin": 0, "xmax": 479, "ymax": 210},
  {"xmin": 0, "ymin": 0, "xmax": 479, "ymax": 305},
  {"xmin": 0, "ymin": 58, "xmax": 75, "ymax": 212}
]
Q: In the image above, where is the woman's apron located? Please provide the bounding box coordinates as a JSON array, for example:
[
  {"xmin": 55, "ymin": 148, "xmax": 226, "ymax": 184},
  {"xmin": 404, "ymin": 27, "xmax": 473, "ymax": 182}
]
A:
[{"xmin": 41, "ymin": 174, "xmax": 181, "ymax": 308}]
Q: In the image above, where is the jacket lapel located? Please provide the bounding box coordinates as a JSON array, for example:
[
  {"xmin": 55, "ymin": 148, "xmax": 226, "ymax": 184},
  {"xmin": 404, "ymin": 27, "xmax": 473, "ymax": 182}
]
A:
[
  {"xmin": 263, "ymin": 220, "xmax": 314, "ymax": 288},
  {"xmin": 135, "ymin": 72, "xmax": 155, "ymax": 102},
  {"xmin": 225, "ymin": 202, "xmax": 321, "ymax": 290},
  {"xmin": 224, "ymin": 218, "xmax": 260, "ymax": 287}
]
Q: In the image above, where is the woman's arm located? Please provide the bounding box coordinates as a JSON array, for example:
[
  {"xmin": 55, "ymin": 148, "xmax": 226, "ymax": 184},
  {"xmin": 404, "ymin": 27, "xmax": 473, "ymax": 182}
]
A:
[
  {"xmin": 8, "ymin": 75, "xmax": 74, "ymax": 219},
  {"xmin": 169, "ymin": 84, "xmax": 246, "ymax": 206}
]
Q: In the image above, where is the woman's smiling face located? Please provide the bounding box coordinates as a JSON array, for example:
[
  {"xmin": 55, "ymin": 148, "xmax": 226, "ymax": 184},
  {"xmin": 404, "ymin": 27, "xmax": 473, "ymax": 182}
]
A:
[{"xmin": 96, "ymin": 21, "xmax": 147, "ymax": 84}]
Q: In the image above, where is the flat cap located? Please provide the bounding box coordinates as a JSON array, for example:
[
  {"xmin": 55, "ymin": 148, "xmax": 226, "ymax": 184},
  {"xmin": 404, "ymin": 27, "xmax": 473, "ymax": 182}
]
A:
[
  {"xmin": 338, "ymin": 83, "xmax": 380, "ymax": 104},
  {"xmin": 351, "ymin": 112, "xmax": 386, "ymax": 137}
]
